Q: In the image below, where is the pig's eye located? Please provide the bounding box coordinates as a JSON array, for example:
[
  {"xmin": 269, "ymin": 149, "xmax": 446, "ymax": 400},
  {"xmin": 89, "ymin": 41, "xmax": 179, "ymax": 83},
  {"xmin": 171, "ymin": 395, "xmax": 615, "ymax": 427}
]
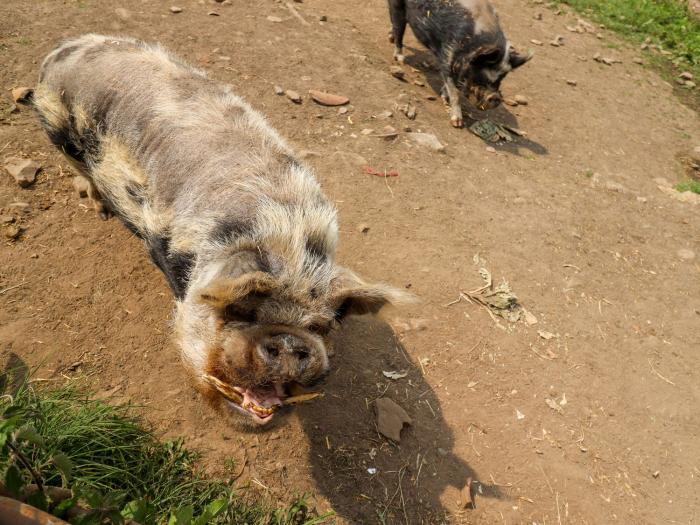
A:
[{"xmin": 224, "ymin": 304, "xmax": 256, "ymax": 323}]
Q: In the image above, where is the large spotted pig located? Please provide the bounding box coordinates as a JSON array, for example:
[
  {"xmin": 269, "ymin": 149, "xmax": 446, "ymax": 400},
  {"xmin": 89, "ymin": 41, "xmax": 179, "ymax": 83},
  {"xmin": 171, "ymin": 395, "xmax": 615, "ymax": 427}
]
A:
[
  {"xmin": 30, "ymin": 34, "xmax": 408, "ymax": 425},
  {"xmin": 388, "ymin": 0, "xmax": 532, "ymax": 126}
]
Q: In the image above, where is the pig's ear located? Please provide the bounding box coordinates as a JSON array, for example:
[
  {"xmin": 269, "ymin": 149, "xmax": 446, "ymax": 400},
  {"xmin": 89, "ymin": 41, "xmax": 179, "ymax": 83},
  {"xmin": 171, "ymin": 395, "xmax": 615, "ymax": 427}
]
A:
[
  {"xmin": 509, "ymin": 49, "xmax": 533, "ymax": 69},
  {"xmin": 197, "ymin": 271, "xmax": 276, "ymax": 317},
  {"xmin": 330, "ymin": 269, "xmax": 415, "ymax": 321}
]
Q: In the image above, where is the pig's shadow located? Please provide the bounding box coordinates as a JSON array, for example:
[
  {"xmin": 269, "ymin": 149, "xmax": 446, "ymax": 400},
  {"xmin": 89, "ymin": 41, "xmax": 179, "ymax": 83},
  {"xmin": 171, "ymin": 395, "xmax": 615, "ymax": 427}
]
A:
[
  {"xmin": 297, "ymin": 317, "xmax": 503, "ymax": 523},
  {"xmin": 399, "ymin": 47, "xmax": 548, "ymax": 157}
]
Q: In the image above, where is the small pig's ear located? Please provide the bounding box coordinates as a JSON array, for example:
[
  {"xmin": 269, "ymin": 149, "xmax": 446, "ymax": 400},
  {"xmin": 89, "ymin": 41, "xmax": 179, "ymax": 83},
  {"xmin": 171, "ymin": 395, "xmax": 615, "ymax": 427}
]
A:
[
  {"xmin": 508, "ymin": 49, "xmax": 533, "ymax": 69},
  {"xmin": 330, "ymin": 269, "xmax": 414, "ymax": 321},
  {"xmin": 197, "ymin": 271, "xmax": 276, "ymax": 313}
]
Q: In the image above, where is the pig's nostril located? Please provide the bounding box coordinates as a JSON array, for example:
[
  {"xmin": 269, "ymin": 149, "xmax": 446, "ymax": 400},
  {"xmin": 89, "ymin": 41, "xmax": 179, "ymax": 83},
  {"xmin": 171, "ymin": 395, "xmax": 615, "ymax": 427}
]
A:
[
  {"xmin": 294, "ymin": 349, "xmax": 309, "ymax": 360},
  {"xmin": 264, "ymin": 345, "xmax": 279, "ymax": 358}
]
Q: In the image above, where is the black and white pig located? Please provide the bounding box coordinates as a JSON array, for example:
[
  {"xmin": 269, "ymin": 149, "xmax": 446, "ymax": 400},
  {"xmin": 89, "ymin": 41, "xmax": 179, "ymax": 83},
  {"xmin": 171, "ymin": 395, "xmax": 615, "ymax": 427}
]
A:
[
  {"xmin": 388, "ymin": 0, "xmax": 532, "ymax": 126},
  {"xmin": 29, "ymin": 34, "xmax": 409, "ymax": 425}
]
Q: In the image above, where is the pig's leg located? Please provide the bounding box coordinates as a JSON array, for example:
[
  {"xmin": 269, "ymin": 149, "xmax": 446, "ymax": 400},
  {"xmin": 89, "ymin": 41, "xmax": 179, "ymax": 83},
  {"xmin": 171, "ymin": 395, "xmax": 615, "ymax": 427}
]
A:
[
  {"xmin": 388, "ymin": 0, "xmax": 407, "ymax": 63},
  {"xmin": 86, "ymin": 178, "xmax": 113, "ymax": 220},
  {"xmin": 441, "ymin": 74, "xmax": 464, "ymax": 128}
]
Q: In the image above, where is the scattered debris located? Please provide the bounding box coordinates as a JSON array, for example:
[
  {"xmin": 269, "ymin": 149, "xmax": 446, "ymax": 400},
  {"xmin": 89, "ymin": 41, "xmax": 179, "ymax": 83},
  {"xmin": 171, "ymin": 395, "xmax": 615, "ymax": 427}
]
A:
[
  {"xmin": 530, "ymin": 39, "xmax": 543, "ymax": 46},
  {"xmin": 537, "ymin": 330, "xmax": 557, "ymax": 340},
  {"xmin": 469, "ymin": 119, "xmax": 522, "ymax": 143},
  {"xmin": 4, "ymin": 157, "xmax": 40, "ymax": 188},
  {"xmin": 523, "ymin": 310, "xmax": 538, "ymax": 325},
  {"xmin": 266, "ymin": 15, "xmax": 283, "ymax": 22},
  {"xmin": 367, "ymin": 467, "xmax": 377, "ymax": 475},
  {"xmin": 375, "ymin": 397, "xmax": 412, "ymax": 442},
  {"xmin": 11, "ymin": 87, "xmax": 33, "ymax": 105},
  {"xmin": 593, "ymin": 53, "xmax": 620, "ymax": 66},
  {"xmin": 550, "ymin": 35, "xmax": 564, "ymax": 47},
  {"xmin": 308, "ymin": 89, "xmax": 349, "ymax": 106},
  {"xmin": 363, "ymin": 166, "xmax": 399, "ymax": 178},
  {"xmin": 514, "ymin": 94, "xmax": 529, "ymax": 105},
  {"xmin": 357, "ymin": 223, "xmax": 370, "ymax": 233},
  {"xmin": 405, "ymin": 132, "xmax": 445, "ymax": 152},
  {"xmin": 169, "ymin": 6, "xmax": 183, "ymax": 13},
  {"xmin": 273, "ymin": 85, "xmax": 284, "ymax": 95},
  {"xmin": 449, "ymin": 267, "xmax": 525, "ymax": 323},
  {"xmin": 285, "ymin": 90, "xmax": 302, "ymax": 103},
  {"xmin": 566, "ymin": 79, "xmax": 577, "ymax": 86},
  {"xmin": 545, "ymin": 398, "xmax": 563, "ymax": 414},
  {"xmin": 390, "ymin": 65, "xmax": 406, "ymax": 81},
  {"xmin": 516, "ymin": 409, "xmax": 525, "ymax": 420},
  {"xmin": 382, "ymin": 370, "xmax": 408, "ymax": 380},
  {"xmin": 338, "ymin": 106, "xmax": 348, "ymax": 114}
]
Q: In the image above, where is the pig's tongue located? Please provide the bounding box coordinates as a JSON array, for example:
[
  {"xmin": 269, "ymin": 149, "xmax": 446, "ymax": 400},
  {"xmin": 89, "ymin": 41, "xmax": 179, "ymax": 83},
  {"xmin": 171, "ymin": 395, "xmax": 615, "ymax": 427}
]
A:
[{"xmin": 237, "ymin": 384, "xmax": 283, "ymax": 409}]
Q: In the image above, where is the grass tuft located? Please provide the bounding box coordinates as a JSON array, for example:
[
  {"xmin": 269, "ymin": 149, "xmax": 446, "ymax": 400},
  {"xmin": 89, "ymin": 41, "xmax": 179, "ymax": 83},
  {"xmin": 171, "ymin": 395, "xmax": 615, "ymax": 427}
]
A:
[{"xmin": 675, "ymin": 179, "xmax": 700, "ymax": 193}]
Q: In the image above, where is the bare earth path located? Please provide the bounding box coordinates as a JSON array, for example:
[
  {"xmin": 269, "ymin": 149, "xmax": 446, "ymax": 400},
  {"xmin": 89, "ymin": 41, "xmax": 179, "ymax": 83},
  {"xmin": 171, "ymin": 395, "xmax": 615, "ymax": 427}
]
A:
[{"xmin": 1, "ymin": 1, "xmax": 699, "ymax": 523}]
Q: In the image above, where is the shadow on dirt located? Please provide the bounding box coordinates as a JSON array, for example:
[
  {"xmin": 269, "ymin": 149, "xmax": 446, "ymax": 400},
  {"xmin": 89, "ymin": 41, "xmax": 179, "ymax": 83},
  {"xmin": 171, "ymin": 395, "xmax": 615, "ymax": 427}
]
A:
[
  {"xmin": 0, "ymin": 347, "xmax": 29, "ymax": 396},
  {"xmin": 401, "ymin": 47, "xmax": 548, "ymax": 157},
  {"xmin": 298, "ymin": 317, "xmax": 502, "ymax": 523}
]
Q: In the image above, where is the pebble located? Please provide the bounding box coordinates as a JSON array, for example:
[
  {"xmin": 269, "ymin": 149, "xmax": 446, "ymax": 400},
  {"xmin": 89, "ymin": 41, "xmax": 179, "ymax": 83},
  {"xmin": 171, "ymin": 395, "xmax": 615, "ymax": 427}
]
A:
[
  {"xmin": 633, "ymin": 57, "xmax": 644, "ymax": 65},
  {"xmin": 72, "ymin": 176, "xmax": 90, "ymax": 198},
  {"xmin": 115, "ymin": 7, "xmax": 131, "ymax": 20},
  {"xmin": 273, "ymin": 85, "xmax": 284, "ymax": 95},
  {"xmin": 514, "ymin": 94, "xmax": 528, "ymax": 105},
  {"xmin": 485, "ymin": 146, "xmax": 496, "ymax": 153},
  {"xmin": 566, "ymin": 79, "xmax": 577, "ymax": 86},
  {"xmin": 3, "ymin": 157, "xmax": 40, "ymax": 188},
  {"xmin": 267, "ymin": 15, "xmax": 283, "ymax": 23},
  {"xmin": 285, "ymin": 90, "xmax": 302, "ymax": 103},
  {"xmin": 357, "ymin": 223, "xmax": 370, "ymax": 233},
  {"xmin": 604, "ymin": 181, "xmax": 626, "ymax": 193},
  {"xmin": 677, "ymin": 249, "xmax": 695, "ymax": 261},
  {"xmin": 550, "ymin": 35, "xmax": 564, "ymax": 47},
  {"xmin": 0, "ymin": 215, "xmax": 15, "ymax": 225},
  {"xmin": 9, "ymin": 202, "xmax": 29, "ymax": 210},
  {"xmin": 374, "ymin": 397, "xmax": 412, "ymax": 442},
  {"xmin": 308, "ymin": 90, "xmax": 349, "ymax": 106},
  {"xmin": 685, "ymin": 80, "xmax": 696, "ymax": 88},
  {"xmin": 208, "ymin": 11, "xmax": 220, "ymax": 16},
  {"xmin": 530, "ymin": 39, "xmax": 543, "ymax": 46},
  {"xmin": 503, "ymin": 98, "xmax": 518, "ymax": 107},
  {"xmin": 169, "ymin": 6, "xmax": 183, "ymax": 13},
  {"xmin": 4, "ymin": 225, "xmax": 21, "ymax": 240},
  {"xmin": 389, "ymin": 65, "xmax": 405, "ymax": 81},
  {"xmin": 680, "ymin": 72, "xmax": 693, "ymax": 80},
  {"xmin": 405, "ymin": 132, "xmax": 445, "ymax": 152},
  {"xmin": 338, "ymin": 106, "xmax": 348, "ymax": 114},
  {"xmin": 319, "ymin": 15, "xmax": 327, "ymax": 22}
]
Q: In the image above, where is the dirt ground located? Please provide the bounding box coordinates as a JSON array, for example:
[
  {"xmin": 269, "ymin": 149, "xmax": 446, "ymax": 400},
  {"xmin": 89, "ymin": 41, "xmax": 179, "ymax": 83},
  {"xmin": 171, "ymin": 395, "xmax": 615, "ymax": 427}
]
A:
[{"xmin": 2, "ymin": 0, "xmax": 700, "ymax": 523}]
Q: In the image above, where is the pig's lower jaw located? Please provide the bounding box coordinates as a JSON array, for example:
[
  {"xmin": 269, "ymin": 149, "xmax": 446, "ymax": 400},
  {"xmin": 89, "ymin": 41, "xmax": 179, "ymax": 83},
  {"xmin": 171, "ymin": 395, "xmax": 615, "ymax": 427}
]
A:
[{"xmin": 230, "ymin": 384, "xmax": 284, "ymax": 425}]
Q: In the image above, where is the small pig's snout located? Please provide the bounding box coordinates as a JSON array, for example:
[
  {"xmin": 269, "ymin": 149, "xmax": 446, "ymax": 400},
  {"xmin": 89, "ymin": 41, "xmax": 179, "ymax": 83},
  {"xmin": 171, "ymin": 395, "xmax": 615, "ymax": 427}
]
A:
[
  {"xmin": 258, "ymin": 334, "xmax": 314, "ymax": 379},
  {"xmin": 484, "ymin": 92, "xmax": 502, "ymax": 108}
]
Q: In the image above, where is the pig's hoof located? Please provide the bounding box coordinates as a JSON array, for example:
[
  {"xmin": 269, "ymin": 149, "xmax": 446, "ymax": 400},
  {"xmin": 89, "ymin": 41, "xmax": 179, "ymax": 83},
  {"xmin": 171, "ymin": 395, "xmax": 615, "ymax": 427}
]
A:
[
  {"xmin": 393, "ymin": 52, "xmax": 406, "ymax": 64},
  {"xmin": 450, "ymin": 117, "xmax": 464, "ymax": 128},
  {"xmin": 94, "ymin": 201, "xmax": 113, "ymax": 221}
]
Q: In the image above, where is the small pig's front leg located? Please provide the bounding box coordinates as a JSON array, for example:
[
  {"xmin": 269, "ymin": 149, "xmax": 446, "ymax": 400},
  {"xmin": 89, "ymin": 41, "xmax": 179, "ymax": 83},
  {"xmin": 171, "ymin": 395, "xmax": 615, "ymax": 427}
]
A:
[
  {"xmin": 388, "ymin": 0, "xmax": 407, "ymax": 63},
  {"xmin": 441, "ymin": 74, "xmax": 463, "ymax": 128}
]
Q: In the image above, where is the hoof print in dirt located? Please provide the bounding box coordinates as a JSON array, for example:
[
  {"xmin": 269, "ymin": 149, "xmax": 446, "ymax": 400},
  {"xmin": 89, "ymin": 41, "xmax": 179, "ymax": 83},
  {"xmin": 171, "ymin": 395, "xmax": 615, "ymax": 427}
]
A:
[{"xmin": 375, "ymin": 397, "xmax": 412, "ymax": 442}]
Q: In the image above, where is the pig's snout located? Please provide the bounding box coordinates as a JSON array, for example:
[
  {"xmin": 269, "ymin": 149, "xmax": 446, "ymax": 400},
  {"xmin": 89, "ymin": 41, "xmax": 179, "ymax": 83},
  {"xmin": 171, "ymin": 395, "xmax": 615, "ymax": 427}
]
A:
[
  {"xmin": 482, "ymin": 92, "xmax": 502, "ymax": 110},
  {"xmin": 257, "ymin": 333, "xmax": 324, "ymax": 381}
]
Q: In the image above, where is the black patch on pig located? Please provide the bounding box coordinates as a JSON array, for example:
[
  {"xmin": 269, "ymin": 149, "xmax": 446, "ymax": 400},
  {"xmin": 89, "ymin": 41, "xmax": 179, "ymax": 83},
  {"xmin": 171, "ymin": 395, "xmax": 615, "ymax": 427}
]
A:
[
  {"xmin": 125, "ymin": 183, "xmax": 146, "ymax": 205},
  {"xmin": 210, "ymin": 218, "xmax": 254, "ymax": 244},
  {"xmin": 305, "ymin": 236, "xmax": 327, "ymax": 261},
  {"xmin": 147, "ymin": 234, "xmax": 195, "ymax": 299}
]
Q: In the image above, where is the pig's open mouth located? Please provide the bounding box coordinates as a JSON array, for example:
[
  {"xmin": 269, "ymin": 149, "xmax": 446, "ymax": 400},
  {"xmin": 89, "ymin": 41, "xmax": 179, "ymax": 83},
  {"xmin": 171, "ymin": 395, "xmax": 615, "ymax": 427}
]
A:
[{"xmin": 203, "ymin": 374, "xmax": 323, "ymax": 424}]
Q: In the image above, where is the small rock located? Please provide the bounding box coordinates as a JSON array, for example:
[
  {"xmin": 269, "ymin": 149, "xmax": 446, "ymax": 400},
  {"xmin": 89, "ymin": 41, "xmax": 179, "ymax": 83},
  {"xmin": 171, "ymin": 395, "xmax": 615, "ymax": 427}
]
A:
[
  {"xmin": 566, "ymin": 79, "xmax": 577, "ymax": 86},
  {"xmin": 405, "ymin": 104, "xmax": 417, "ymax": 120},
  {"xmin": 375, "ymin": 397, "xmax": 412, "ymax": 442},
  {"xmin": 208, "ymin": 11, "xmax": 220, "ymax": 16},
  {"xmin": 360, "ymin": 128, "xmax": 374, "ymax": 135},
  {"xmin": 0, "ymin": 215, "xmax": 15, "ymax": 225},
  {"xmin": 486, "ymin": 146, "xmax": 496, "ymax": 153},
  {"xmin": 604, "ymin": 181, "xmax": 626, "ymax": 193},
  {"xmin": 380, "ymin": 125, "xmax": 399, "ymax": 138},
  {"xmin": 169, "ymin": 6, "xmax": 183, "ymax": 13},
  {"xmin": 12, "ymin": 87, "xmax": 33, "ymax": 104},
  {"xmin": 530, "ymin": 39, "xmax": 543, "ymax": 46},
  {"xmin": 550, "ymin": 35, "xmax": 564, "ymax": 47},
  {"xmin": 308, "ymin": 90, "xmax": 349, "ymax": 106},
  {"xmin": 357, "ymin": 223, "xmax": 370, "ymax": 234},
  {"xmin": 680, "ymin": 72, "xmax": 693, "ymax": 81},
  {"xmin": 534, "ymin": 12, "xmax": 543, "ymax": 20},
  {"xmin": 652, "ymin": 470, "xmax": 660, "ymax": 478},
  {"xmin": 319, "ymin": 15, "xmax": 327, "ymax": 22},
  {"xmin": 685, "ymin": 80, "xmax": 696, "ymax": 88},
  {"xmin": 267, "ymin": 15, "xmax": 283, "ymax": 22},
  {"xmin": 273, "ymin": 85, "xmax": 284, "ymax": 95},
  {"xmin": 390, "ymin": 65, "xmax": 405, "ymax": 81},
  {"xmin": 338, "ymin": 106, "xmax": 348, "ymax": 114},
  {"xmin": 4, "ymin": 224, "xmax": 21, "ymax": 240},
  {"xmin": 633, "ymin": 57, "xmax": 644, "ymax": 65},
  {"xmin": 115, "ymin": 7, "xmax": 131, "ymax": 20},
  {"xmin": 503, "ymin": 98, "xmax": 518, "ymax": 107},
  {"xmin": 377, "ymin": 110, "xmax": 393, "ymax": 119},
  {"xmin": 425, "ymin": 94, "xmax": 437, "ymax": 101},
  {"xmin": 677, "ymin": 248, "xmax": 695, "ymax": 261},
  {"xmin": 413, "ymin": 79, "xmax": 425, "ymax": 87},
  {"xmin": 405, "ymin": 132, "xmax": 445, "ymax": 152},
  {"xmin": 4, "ymin": 157, "xmax": 40, "ymax": 188},
  {"xmin": 285, "ymin": 90, "xmax": 302, "ymax": 103},
  {"xmin": 636, "ymin": 196, "xmax": 647, "ymax": 203},
  {"xmin": 514, "ymin": 94, "xmax": 528, "ymax": 105},
  {"xmin": 9, "ymin": 202, "xmax": 29, "ymax": 210},
  {"xmin": 72, "ymin": 176, "xmax": 90, "ymax": 198}
]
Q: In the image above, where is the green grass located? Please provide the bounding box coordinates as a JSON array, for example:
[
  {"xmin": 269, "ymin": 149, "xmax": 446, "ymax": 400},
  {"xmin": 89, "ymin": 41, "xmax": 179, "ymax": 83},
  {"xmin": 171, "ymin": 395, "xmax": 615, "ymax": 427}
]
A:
[
  {"xmin": 0, "ymin": 383, "xmax": 331, "ymax": 524},
  {"xmin": 675, "ymin": 179, "xmax": 700, "ymax": 193},
  {"xmin": 556, "ymin": 0, "xmax": 700, "ymax": 87}
]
